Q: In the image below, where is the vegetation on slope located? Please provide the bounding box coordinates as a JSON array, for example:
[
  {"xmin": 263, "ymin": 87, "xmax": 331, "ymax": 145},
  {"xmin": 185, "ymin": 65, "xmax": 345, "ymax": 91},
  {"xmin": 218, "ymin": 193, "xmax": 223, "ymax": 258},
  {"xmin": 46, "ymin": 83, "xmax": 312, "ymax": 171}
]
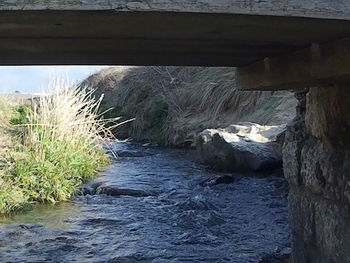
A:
[
  {"xmin": 0, "ymin": 83, "xmax": 114, "ymax": 215},
  {"xmin": 82, "ymin": 66, "xmax": 297, "ymax": 147}
]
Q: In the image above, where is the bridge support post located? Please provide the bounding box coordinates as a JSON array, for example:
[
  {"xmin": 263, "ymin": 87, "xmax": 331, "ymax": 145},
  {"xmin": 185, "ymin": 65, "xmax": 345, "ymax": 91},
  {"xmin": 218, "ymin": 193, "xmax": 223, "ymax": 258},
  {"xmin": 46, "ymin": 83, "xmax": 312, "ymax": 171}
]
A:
[
  {"xmin": 283, "ymin": 86, "xmax": 350, "ymax": 263},
  {"xmin": 236, "ymin": 37, "xmax": 350, "ymax": 262}
]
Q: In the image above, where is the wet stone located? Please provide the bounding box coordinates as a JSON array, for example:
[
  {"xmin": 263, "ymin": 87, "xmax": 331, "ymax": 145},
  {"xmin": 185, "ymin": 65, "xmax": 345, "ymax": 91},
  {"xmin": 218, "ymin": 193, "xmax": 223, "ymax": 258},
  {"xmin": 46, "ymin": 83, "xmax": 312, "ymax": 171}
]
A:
[
  {"xmin": 258, "ymin": 247, "xmax": 291, "ymax": 263},
  {"xmin": 213, "ymin": 175, "xmax": 236, "ymax": 185},
  {"xmin": 96, "ymin": 184, "xmax": 152, "ymax": 197}
]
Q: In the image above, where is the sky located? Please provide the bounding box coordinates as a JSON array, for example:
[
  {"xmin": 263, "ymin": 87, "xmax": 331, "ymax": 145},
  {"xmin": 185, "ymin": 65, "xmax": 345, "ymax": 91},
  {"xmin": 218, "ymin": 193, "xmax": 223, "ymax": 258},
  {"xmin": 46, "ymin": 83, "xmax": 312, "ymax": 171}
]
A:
[{"xmin": 0, "ymin": 66, "xmax": 109, "ymax": 94}]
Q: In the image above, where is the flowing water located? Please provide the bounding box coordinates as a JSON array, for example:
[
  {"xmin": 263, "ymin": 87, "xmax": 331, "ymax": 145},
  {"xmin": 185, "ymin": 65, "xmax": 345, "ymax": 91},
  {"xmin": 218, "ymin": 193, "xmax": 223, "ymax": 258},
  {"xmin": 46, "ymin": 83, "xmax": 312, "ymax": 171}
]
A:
[{"xmin": 0, "ymin": 142, "xmax": 290, "ymax": 263}]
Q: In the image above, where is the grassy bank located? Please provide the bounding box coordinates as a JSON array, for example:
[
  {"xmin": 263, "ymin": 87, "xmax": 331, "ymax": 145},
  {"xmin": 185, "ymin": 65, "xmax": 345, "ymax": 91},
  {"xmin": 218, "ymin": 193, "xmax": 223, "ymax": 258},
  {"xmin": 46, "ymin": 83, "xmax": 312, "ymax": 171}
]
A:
[
  {"xmin": 82, "ymin": 67, "xmax": 297, "ymax": 147},
  {"xmin": 0, "ymin": 84, "xmax": 114, "ymax": 215}
]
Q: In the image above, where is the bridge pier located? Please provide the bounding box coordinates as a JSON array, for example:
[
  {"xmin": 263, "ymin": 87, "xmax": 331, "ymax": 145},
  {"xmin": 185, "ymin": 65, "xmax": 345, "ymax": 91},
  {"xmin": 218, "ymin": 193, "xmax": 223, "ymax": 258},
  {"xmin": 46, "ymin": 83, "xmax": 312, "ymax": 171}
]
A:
[
  {"xmin": 283, "ymin": 86, "xmax": 350, "ymax": 263},
  {"xmin": 237, "ymin": 38, "xmax": 350, "ymax": 262}
]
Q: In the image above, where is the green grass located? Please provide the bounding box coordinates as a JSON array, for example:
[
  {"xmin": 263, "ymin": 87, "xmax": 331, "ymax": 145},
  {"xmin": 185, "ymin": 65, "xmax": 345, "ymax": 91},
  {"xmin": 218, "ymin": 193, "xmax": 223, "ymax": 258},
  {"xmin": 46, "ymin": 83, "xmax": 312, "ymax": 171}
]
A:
[
  {"xmin": 0, "ymin": 82, "xmax": 116, "ymax": 215},
  {"xmin": 9, "ymin": 105, "xmax": 31, "ymax": 125}
]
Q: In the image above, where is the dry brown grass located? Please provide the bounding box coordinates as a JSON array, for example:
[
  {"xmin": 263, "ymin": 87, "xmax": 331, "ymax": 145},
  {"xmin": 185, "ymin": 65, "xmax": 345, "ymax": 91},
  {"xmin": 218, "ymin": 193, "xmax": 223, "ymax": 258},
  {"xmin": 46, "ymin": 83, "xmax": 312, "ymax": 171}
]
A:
[
  {"xmin": 82, "ymin": 66, "xmax": 297, "ymax": 146},
  {"xmin": 0, "ymin": 96, "xmax": 16, "ymax": 155}
]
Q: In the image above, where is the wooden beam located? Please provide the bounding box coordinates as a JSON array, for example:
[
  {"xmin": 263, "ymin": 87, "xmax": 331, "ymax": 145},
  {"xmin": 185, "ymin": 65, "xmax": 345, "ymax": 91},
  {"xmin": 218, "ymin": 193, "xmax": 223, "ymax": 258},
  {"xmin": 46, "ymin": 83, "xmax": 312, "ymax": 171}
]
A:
[{"xmin": 236, "ymin": 37, "xmax": 350, "ymax": 91}]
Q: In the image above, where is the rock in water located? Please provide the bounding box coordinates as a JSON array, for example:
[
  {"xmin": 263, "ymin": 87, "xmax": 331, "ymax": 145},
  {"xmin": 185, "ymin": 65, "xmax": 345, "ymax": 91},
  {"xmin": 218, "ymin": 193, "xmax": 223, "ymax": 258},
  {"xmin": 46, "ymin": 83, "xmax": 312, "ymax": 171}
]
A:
[
  {"xmin": 96, "ymin": 183, "xmax": 151, "ymax": 197},
  {"xmin": 79, "ymin": 181, "xmax": 152, "ymax": 197},
  {"xmin": 196, "ymin": 122, "xmax": 284, "ymax": 172}
]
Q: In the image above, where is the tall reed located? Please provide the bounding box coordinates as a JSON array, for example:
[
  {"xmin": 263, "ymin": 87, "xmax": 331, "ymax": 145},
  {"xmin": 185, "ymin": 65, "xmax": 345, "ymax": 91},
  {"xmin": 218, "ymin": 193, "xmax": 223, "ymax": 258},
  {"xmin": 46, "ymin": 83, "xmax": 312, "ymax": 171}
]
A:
[{"xmin": 0, "ymin": 80, "xmax": 116, "ymax": 214}]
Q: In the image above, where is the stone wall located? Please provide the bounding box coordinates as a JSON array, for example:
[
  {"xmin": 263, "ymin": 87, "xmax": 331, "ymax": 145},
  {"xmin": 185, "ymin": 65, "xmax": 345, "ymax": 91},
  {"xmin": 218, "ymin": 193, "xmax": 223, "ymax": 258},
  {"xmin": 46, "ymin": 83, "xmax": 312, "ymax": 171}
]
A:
[{"xmin": 283, "ymin": 86, "xmax": 350, "ymax": 262}]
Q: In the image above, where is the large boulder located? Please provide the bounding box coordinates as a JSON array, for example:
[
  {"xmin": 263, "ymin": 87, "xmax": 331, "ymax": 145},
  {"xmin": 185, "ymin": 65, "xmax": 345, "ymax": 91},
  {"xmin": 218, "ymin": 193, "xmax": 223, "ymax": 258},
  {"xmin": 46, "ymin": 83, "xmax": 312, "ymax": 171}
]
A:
[{"xmin": 196, "ymin": 122, "xmax": 285, "ymax": 172}]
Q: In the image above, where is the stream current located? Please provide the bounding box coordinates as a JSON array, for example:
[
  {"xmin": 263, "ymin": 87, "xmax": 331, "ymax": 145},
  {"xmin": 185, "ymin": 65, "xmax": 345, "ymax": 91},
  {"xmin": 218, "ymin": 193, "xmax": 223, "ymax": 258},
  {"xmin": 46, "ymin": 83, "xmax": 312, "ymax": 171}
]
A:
[{"xmin": 0, "ymin": 142, "xmax": 290, "ymax": 263}]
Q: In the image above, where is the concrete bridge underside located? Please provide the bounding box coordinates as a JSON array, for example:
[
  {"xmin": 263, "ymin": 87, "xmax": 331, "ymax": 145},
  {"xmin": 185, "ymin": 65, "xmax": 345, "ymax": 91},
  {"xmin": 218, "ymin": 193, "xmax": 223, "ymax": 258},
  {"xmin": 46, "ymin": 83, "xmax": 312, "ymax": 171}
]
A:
[
  {"xmin": 2, "ymin": 10, "xmax": 350, "ymax": 69},
  {"xmin": 2, "ymin": 1, "xmax": 350, "ymax": 90}
]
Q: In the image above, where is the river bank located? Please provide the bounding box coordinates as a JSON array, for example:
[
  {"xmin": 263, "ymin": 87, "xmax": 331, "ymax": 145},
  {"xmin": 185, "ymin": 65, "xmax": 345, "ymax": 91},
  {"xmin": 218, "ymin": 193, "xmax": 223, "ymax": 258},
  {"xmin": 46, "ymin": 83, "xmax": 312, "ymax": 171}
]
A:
[
  {"xmin": 82, "ymin": 66, "xmax": 295, "ymax": 176},
  {"xmin": 0, "ymin": 86, "xmax": 113, "ymax": 215},
  {"xmin": 82, "ymin": 66, "xmax": 297, "ymax": 148},
  {"xmin": 0, "ymin": 142, "xmax": 290, "ymax": 263}
]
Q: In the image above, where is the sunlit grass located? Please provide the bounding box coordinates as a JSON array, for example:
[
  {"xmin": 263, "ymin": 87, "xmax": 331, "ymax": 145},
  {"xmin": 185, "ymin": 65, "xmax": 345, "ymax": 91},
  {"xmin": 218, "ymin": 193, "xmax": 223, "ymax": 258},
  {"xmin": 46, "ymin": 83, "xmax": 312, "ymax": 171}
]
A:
[{"xmin": 0, "ymin": 80, "xmax": 118, "ymax": 215}]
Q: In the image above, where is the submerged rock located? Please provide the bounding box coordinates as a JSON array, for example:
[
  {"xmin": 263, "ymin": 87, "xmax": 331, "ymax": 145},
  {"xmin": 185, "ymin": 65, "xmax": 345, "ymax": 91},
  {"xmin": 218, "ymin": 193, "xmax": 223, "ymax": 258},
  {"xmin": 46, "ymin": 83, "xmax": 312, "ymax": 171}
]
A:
[
  {"xmin": 96, "ymin": 184, "xmax": 151, "ymax": 197},
  {"xmin": 200, "ymin": 174, "xmax": 238, "ymax": 187},
  {"xmin": 213, "ymin": 175, "xmax": 236, "ymax": 185},
  {"xmin": 258, "ymin": 247, "xmax": 291, "ymax": 263},
  {"xmin": 196, "ymin": 122, "xmax": 284, "ymax": 172},
  {"xmin": 79, "ymin": 181, "xmax": 151, "ymax": 197}
]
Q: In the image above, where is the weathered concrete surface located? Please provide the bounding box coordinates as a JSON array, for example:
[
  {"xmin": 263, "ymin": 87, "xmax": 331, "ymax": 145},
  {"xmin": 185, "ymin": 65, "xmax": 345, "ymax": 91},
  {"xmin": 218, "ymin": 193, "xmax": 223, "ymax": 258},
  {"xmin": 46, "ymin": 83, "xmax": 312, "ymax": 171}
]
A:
[
  {"xmin": 1, "ymin": 1, "xmax": 350, "ymax": 65},
  {"xmin": 283, "ymin": 87, "xmax": 350, "ymax": 263},
  {"xmin": 1, "ymin": 0, "xmax": 350, "ymax": 20}
]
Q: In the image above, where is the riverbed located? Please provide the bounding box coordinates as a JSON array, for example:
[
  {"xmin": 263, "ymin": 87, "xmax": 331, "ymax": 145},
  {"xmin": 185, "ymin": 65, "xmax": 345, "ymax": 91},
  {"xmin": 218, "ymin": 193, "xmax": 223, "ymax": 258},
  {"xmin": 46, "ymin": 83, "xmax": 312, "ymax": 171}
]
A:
[{"xmin": 0, "ymin": 142, "xmax": 290, "ymax": 263}]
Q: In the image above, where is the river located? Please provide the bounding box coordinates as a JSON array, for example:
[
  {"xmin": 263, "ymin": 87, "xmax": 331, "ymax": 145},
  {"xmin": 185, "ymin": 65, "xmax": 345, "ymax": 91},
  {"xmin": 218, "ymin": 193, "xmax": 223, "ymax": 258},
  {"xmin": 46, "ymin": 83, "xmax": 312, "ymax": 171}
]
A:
[{"xmin": 0, "ymin": 142, "xmax": 290, "ymax": 263}]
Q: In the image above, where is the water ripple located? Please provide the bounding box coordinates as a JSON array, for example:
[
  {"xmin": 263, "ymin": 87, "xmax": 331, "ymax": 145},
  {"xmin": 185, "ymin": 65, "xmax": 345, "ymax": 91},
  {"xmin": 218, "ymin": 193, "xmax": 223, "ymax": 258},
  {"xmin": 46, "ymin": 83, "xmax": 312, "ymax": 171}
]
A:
[{"xmin": 0, "ymin": 142, "xmax": 290, "ymax": 263}]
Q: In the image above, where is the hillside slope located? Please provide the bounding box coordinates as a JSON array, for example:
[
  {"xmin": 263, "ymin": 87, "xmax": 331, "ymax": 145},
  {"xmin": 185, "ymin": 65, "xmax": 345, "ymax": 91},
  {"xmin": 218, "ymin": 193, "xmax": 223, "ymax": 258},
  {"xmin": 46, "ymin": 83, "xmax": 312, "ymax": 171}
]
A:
[{"xmin": 81, "ymin": 66, "xmax": 297, "ymax": 147}]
